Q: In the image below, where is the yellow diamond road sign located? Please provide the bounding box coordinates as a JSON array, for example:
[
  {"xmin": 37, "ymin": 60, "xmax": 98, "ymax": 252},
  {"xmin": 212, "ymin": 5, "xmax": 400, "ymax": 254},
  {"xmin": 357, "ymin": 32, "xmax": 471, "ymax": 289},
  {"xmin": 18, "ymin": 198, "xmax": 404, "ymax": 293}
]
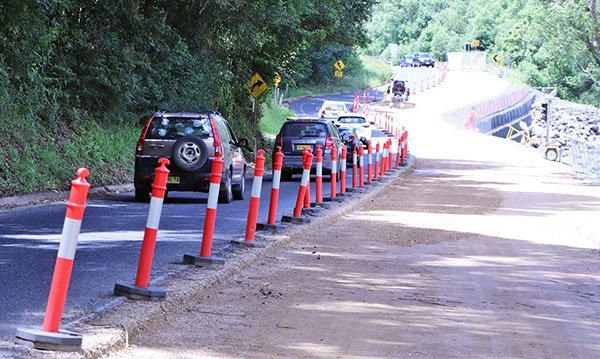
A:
[
  {"xmin": 248, "ymin": 73, "xmax": 268, "ymax": 99},
  {"xmin": 334, "ymin": 60, "xmax": 345, "ymax": 71}
]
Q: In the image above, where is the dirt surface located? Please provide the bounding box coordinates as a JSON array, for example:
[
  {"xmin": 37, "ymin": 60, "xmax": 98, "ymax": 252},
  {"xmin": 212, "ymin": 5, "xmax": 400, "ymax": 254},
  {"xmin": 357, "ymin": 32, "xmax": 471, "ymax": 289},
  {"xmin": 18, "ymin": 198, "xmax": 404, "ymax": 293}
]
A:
[{"xmin": 17, "ymin": 71, "xmax": 600, "ymax": 358}]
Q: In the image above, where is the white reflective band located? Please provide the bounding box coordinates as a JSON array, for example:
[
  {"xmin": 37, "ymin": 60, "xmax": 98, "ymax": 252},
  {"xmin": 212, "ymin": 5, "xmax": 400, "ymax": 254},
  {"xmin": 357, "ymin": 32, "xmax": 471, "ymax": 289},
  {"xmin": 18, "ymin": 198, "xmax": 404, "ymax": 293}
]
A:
[
  {"xmin": 332, "ymin": 161, "xmax": 337, "ymax": 173},
  {"xmin": 300, "ymin": 170, "xmax": 310, "ymax": 186},
  {"xmin": 146, "ymin": 197, "xmax": 164, "ymax": 229},
  {"xmin": 207, "ymin": 182, "xmax": 220, "ymax": 208},
  {"xmin": 272, "ymin": 170, "xmax": 281, "ymax": 189},
  {"xmin": 57, "ymin": 217, "xmax": 82, "ymax": 260},
  {"xmin": 251, "ymin": 177, "xmax": 263, "ymax": 197},
  {"xmin": 341, "ymin": 159, "xmax": 346, "ymax": 168},
  {"xmin": 368, "ymin": 154, "xmax": 372, "ymax": 164},
  {"xmin": 316, "ymin": 162, "xmax": 322, "ymax": 176}
]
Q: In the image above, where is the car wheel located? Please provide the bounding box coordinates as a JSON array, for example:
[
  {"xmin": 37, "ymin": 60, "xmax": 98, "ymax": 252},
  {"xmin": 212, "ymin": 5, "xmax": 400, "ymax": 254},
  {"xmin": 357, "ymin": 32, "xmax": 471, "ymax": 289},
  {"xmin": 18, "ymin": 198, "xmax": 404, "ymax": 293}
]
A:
[
  {"xmin": 281, "ymin": 170, "xmax": 293, "ymax": 181},
  {"xmin": 232, "ymin": 167, "xmax": 246, "ymax": 200},
  {"xmin": 135, "ymin": 186, "xmax": 150, "ymax": 202},
  {"xmin": 545, "ymin": 148, "xmax": 559, "ymax": 161},
  {"xmin": 218, "ymin": 169, "xmax": 233, "ymax": 203},
  {"xmin": 171, "ymin": 136, "xmax": 208, "ymax": 172}
]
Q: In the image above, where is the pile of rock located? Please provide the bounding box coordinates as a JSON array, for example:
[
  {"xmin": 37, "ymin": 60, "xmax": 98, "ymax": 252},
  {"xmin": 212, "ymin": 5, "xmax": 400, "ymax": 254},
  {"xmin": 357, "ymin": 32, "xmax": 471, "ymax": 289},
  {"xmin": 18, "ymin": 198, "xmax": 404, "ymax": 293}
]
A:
[{"xmin": 529, "ymin": 99, "xmax": 600, "ymax": 146}]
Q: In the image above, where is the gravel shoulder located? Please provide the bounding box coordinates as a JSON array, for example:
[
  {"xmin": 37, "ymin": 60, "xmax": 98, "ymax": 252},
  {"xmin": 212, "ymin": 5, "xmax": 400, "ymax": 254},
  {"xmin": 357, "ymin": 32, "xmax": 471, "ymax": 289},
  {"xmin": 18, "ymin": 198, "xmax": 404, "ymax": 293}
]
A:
[{"xmin": 18, "ymin": 71, "xmax": 600, "ymax": 358}]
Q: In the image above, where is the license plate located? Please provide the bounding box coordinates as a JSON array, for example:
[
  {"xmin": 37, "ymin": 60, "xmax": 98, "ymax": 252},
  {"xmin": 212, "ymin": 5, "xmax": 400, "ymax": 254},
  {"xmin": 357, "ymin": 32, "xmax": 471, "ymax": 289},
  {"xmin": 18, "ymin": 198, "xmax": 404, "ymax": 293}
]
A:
[
  {"xmin": 167, "ymin": 176, "xmax": 180, "ymax": 184},
  {"xmin": 296, "ymin": 144, "xmax": 313, "ymax": 151}
]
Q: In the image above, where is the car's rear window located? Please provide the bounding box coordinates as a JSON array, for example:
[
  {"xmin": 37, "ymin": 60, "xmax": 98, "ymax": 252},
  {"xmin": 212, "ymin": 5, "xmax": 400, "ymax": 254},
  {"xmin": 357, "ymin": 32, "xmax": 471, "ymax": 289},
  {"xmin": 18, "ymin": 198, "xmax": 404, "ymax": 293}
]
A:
[
  {"xmin": 146, "ymin": 117, "xmax": 213, "ymax": 140},
  {"xmin": 338, "ymin": 116, "xmax": 366, "ymax": 124},
  {"xmin": 281, "ymin": 123, "xmax": 328, "ymax": 137},
  {"xmin": 325, "ymin": 103, "xmax": 346, "ymax": 111}
]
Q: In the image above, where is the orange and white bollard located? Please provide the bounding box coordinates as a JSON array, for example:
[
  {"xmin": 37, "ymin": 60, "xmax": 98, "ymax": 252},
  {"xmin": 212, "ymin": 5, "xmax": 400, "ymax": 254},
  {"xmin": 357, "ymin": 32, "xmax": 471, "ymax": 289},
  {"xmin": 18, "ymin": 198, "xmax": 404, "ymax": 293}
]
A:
[
  {"xmin": 329, "ymin": 145, "xmax": 338, "ymax": 200},
  {"xmin": 292, "ymin": 150, "xmax": 313, "ymax": 219},
  {"xmin": 183, "ymin": 156, "xmax": 225, "ymax": 266},
  {"xmin": 359, "ymin": 144, "xmax": 365, "ymax": 186},
  {"xmin": 114, "ymin": 158, "xmax": 170, "ymax": 300},
  {"xmin": 367, "ymin": 141, "xmax": 373, "ymax": 183},
  {"xmin": 387, "ymin": 139, "xmax": 394, "ymax": 171},
  {"xmin": 380, "ymin": 141, "xmax": 388, "ymax": 177},
  {"xmin": 390, "ymin": 138, "xmax": 398, "ymax": 169},
  {"xmin": 351, "ymin": 145, "xmax": 358, "ymax": 189},
  {"xmin": 233, "ymin": 149, "xmax": 266, "ymax": 247},
  {"xmin": 401, "ymin": 130, "xmax": 409, "ymax": 166},
  {"xmin": 396, "ymin": 136, "xmax": 402, "ymax": 167},
  {"xmin": 16, "ymin": 168, "xmax": 91, "ymax": 350},
  {"xmin": 315, "ymin": 145, "xmax": 324, "ymax": 204},
  {"xmin": 265, "ymin": 147, "xmax": 283, "ymax": 226},
  {"xmin": 340, "ymin": 146, "xmax": 347, "ymax": 195},
  {"xmin": 304, "ymin": 154, "xmax": 311, "ymax": 209},
  {"xmin": 374, "ymin": 142, "xmax": 380, "ymax": 180}
]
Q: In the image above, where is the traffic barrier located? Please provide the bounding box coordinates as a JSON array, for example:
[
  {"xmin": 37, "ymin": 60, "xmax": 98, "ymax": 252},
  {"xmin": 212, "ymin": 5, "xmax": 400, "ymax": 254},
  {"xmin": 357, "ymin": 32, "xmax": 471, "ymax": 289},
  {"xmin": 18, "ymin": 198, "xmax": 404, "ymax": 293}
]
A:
[
  {"xmin": 304, "ymin": 149, "xmax": 311, "ymax": 209},
  {"xmin": 351, "ymin": 145, "xmax": 358, "ymax": 189},
  {"xmin": 292, "ymin": 150, "xmax": 313, "ymax": 219},
  {"xmin": 183, "ymin": 156, "xmax": 225, "ymax": 266},
  {"xmin": 374, "ymin": 142, "xmax": 380, "ymax": 180},
  {"xmin": 16, "ymin": 168, "xmax": 91, "ymax": 351},
  {"xmin": 329, "ymin": 145, "xmax": 338, "ymax": 200},
  {"xmin": 367, "ymin": 142, "xmax": 373, "ymax": 183},
  {"xmin": 340, "ymin": 146, "xmax": 347, "ymax": 195},
  {"xmin": 266, "ymin": 147, "xmax": 283, "ymax": 226},
  {"xmin": 396, "ymin": 134, "xmax": 403, "ymax": 167},
  {"xmin": 388, "ymin": 139, "xmax": 394, "ymax": 170},
  {"xmin": 114, "ymin": 158, "xmax": 170, "ymax": 300},
  {"xmin": 380, "ymin": 141, "xmax": 388, "ymax": 177},
  {"xmin": 464, "ymin": 109, "xmax": 476, "ymax": 130},
  {"xmin": 401, "ymin": 130, "xmax": 409, "ymax": 166},
  {"xmin": 315, "ymin": 145, "xmax": 324, "ymax": 203},
  {"xmin": 233, "ymin": 149, "xmax": 266, "ymax": 247},
  {"xmin": 359, "ymin": 144, "xmax": 365, "ymax": 186}
]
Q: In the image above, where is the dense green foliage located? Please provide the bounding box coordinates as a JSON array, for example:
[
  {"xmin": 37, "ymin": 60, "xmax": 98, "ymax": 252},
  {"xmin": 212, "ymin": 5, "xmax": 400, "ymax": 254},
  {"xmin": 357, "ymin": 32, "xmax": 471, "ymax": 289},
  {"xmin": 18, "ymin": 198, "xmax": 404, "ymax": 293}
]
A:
[
  {"xmin": 0, "ymin": 0, "xmax": 375, "ymax": 196},
  {"xmin": 2, "ymin": 0, "xmax": 599, "ymax": 197},
  {"xmin": 364, "ymin": 0, "xmax": 600, "ymax": 105}
]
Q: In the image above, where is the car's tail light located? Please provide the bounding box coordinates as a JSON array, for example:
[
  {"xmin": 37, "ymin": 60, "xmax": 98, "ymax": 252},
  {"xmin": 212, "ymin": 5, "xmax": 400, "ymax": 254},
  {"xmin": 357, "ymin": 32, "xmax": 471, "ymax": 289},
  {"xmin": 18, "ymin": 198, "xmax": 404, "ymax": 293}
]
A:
[
  {"xmin": 325, "ymin": 137, "xmax": 334, "ymax": 148},
  {"xmin": 135, "ymin": 117, "xmax": 153, "ymax": 155},
  {"xmin": 275, "ymin": 135, "xmax": 282, "ymax": 149}
]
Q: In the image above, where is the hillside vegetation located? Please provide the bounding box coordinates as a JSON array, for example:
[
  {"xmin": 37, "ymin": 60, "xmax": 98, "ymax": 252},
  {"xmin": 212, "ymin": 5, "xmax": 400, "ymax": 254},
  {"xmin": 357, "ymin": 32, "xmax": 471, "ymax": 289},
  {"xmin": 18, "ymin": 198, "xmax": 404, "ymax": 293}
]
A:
[{"xmin": 1, "ymin": 0, "xmax": 598, "ymax": 197}]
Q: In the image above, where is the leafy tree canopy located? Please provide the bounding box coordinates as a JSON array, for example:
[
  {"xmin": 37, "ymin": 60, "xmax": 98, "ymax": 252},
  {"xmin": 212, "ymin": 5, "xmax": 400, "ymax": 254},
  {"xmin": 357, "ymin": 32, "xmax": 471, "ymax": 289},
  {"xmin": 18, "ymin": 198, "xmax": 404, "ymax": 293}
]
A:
[{"xmin": 364, "ymin": 0, "xmax": 600, "ymax": 106}]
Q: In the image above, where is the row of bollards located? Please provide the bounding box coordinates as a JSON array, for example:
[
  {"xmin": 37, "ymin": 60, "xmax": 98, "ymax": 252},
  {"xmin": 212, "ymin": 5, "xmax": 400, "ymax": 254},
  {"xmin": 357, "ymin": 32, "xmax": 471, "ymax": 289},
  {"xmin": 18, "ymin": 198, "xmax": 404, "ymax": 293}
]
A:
[{"xmin": 14, "ymin": 129, "xmax": 409, "ymax": 352}]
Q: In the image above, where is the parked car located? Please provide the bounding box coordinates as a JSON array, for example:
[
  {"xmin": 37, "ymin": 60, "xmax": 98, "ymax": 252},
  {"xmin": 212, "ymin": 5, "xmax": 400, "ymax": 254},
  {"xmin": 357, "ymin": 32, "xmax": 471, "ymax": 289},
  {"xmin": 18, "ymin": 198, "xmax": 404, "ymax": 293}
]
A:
[
  {"xmin": 337, "ymin": 127, "xmax": 367, "ymax": 165},
  {"xmin": 134, "ymin": 109, "xmax": 249, "ymax": 203},
  {"xmin": 414, "ymin": 52, "xmax": 435, "ymax": 67},
  {"xmin": 317, "ymin": 100, "xmax": 350, "ymax": 121},
  {"xmin": 399, "ymin": 55, "xmax": 416, "ymax": 67},
  {"xmin": 274, "ymin": 118, "xmax": 344, "ymax": 180},
  {"xmin": 334, "ymin": 113, "xmax": 372, "ymax": 142}
]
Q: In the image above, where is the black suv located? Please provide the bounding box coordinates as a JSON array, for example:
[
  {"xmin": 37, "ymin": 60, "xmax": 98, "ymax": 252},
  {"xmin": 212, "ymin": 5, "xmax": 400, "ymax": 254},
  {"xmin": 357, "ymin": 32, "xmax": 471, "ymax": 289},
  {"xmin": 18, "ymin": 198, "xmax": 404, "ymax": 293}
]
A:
[
  {"xmin": 274, "ymin": 118, "xmax": 344, "ymax": 180},
  {"xmin": 414, "ymin": 52, "xmax": 435, "ymax": 67},
  {"xmin": 134, "ymin": 109, "xmax": 248, "ymax": 203}
]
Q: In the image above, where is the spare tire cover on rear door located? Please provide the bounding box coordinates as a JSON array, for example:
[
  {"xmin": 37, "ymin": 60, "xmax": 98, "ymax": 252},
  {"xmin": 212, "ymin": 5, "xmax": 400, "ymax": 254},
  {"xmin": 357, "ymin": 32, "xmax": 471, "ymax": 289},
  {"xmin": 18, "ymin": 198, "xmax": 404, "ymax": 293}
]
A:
[{"xmin": 172, "ymin": 136, "xmax": 209, "ymax": 171}]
